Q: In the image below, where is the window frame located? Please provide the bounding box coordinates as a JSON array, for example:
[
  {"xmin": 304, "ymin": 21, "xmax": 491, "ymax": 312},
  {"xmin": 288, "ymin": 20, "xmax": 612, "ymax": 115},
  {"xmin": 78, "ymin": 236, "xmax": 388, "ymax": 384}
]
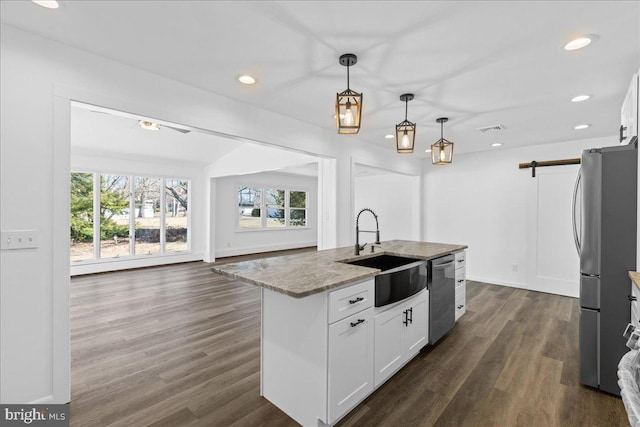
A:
[
  {"xmin": 69, "ymin": 170, "xmax": 191, "ymax": 265},
  {"xmin": 236, "ymin": 184, "xmax": 310, "ymax": 232}
]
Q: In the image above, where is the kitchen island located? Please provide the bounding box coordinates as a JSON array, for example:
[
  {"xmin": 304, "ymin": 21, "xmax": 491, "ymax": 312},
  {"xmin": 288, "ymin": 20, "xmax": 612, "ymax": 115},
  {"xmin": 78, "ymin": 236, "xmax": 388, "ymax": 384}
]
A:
[{"xmin": 212, "ymin": 240, "xmax": 467, "ymax": 426}]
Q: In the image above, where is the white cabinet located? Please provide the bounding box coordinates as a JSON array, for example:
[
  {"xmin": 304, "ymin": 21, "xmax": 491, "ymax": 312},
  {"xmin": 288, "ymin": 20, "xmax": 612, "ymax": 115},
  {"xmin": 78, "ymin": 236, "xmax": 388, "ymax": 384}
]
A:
[
  {"xmin": 632, "ymin": 284, "xmax": 640, "ymax": 328},
  {"xmin": 454, "ymin": 251, "xmax": 466, "ymax": 321},
  {"xmin": 621, "ymin": 73, "xmax": 639, "ymax": 144},
  {"xmin": 261, "ymin": 279, "xmax": 375, "ymax": 427},
  {"xmin": 328, "ymin": 308, "xmax": 374, "ymax": 424},
  {"xmin": 374, "ymin": 290, "xmax": 428, "ymax": 387}
]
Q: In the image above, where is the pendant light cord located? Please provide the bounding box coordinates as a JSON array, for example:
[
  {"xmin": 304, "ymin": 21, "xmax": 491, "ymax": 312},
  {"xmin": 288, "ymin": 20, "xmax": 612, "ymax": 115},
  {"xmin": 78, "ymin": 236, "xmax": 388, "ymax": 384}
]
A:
[
  {"xmin": 405, "ymin": 99, "xmax": 408, "ymax": 121},
  {"xmin": 346, "ymin": 64, "xmax": 350, "ymax": 90}
]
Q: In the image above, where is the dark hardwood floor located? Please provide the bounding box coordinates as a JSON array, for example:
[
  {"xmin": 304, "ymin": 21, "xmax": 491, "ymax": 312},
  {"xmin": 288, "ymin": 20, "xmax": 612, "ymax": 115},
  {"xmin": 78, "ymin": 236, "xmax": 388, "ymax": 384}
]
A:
[{"xmin": 70, "ymin": 252, "xmax": 628, "ymax": 426}]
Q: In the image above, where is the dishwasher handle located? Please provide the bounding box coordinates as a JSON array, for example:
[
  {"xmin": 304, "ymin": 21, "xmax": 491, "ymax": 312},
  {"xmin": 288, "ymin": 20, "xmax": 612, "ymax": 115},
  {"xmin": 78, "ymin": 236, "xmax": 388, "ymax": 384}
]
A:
[{"xmin": 432, "ymin": 261, "xmax": 455, "ymax": 269}]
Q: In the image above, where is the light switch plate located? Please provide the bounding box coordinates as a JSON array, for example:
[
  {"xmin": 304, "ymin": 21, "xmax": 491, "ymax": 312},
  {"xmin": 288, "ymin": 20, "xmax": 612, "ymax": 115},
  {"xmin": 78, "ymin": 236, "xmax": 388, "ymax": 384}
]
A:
[{"xmin": 1, "ymin": 230, "xmax": 39, "ymax": 250}]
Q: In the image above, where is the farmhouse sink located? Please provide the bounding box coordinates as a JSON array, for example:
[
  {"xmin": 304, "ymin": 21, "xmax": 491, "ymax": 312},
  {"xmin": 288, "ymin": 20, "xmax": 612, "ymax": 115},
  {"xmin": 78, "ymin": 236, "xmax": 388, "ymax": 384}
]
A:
[
  {"xmin": 342, "ymin": 255, "xmax": 427, "ymax": 307},
  {"xmin": 343, "ymin": 254, "xmax": 424, "ymax": 272}
]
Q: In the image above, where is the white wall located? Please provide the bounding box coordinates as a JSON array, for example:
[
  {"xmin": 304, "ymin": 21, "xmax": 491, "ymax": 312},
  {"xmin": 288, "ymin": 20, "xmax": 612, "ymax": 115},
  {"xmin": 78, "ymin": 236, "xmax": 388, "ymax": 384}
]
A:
[
  {"xmin": 69, "ymin": 151, "xmax": 206, "ymax": 275},
  {"xmin": 214, "ymin": 172, "xmax": 318, "ymax": 257},
  {"xmin": 424, "ymin": 135, "xmax": 615, "ymax": 297},
  {"xmin": 354, "ymin": 172, "xmax": 419, "ymax": 244},
  {"xmin": 0, "ymin": 25, "xmax": 422, "ymax": 404}
]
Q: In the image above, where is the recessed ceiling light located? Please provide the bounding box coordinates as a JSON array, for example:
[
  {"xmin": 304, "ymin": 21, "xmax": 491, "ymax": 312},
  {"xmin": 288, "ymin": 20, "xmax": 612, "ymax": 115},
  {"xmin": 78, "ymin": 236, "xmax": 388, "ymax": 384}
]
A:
[
  {"xmin": 385, "ymin": 134, "xmax": 394, "ymax": 139},
  {"xmin": 139, "ymin": 120, "xmax": 160, "ymax": 131},
  {"xmin": 491, "ymin": 143, "xmax": 503, "ymax": 147},
  {"xmin": 425, "ymin": 149, "xmax": 431, "ymax": 153},
  {"xmin": 32, "ymin": 0, "xmax": 59, "ymax": 8},
  {"xmin": 571, "ymin": 95, "xmax": 591, "ymax": 103},
  {"xmin": 238, "ymin": 75, "xmax": 256, "ymax": 85},
  {"xmin": 574, "ymin": 124, "xmax": 591, "ymax": 130},
  {"xmin": 564, "ymin": 36, "xmax": 593, "ymax": 51}
]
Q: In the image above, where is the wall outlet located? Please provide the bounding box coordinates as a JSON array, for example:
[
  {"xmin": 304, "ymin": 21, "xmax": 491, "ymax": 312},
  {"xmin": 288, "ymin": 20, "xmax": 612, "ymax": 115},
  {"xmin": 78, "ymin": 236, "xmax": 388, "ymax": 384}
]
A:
[
  {"xmin": 511, "ymin": 264, "xmax": 519, "ymax": 273},
  {"xmin": 1, "ymin": 230, "xmax": 39, "ymax": 250}
]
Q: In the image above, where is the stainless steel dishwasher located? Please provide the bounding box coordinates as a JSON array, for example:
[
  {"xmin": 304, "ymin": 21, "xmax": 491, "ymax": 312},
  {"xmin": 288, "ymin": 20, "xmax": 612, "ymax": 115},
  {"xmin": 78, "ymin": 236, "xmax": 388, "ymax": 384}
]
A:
[{"xmin": 428, "ymin": 255, "xmax": 455, "ymax": 344}]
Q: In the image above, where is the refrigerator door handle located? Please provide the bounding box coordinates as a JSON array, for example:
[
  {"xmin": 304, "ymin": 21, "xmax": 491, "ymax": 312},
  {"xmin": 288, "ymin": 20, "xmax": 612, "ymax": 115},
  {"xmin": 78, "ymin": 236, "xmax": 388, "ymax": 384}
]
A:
[{"xmin": 572, "ymin": 168, "xmax": 582, "ymax": 256}]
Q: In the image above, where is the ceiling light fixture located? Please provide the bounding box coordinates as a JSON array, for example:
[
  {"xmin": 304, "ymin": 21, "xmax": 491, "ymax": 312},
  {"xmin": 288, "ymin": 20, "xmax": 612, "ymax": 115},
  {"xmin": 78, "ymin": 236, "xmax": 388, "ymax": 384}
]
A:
[
  {"xmin": 491, "ymin": 143, "xmax": 503, "ymax": 147},
  {"xmin": 564, "ymin": 36, "xmax": 593, "ymax": 51},
  {"xmin": 574, "ymin": 124, "xmax": 591, "ymax": 130},
  {"xmin": 385, "ymin": 134, "xmax": 395, "ymax": 139},
  {"xmin": 238, "ymin": 75, "xmax": 256, "ymax": 85},
  {"xmin": 396, "ymin": 94, "xmax": 416, "ymax": 154},
  {"xmin": 571, "ymin": 95, "xmax": 591, "ymax": 102},
  {"xmin": 336, "ymin": 53, "xmax": 362, "ymax": 134},
  {"xmin": 32, "ymin": 0, "xmax": 59, "ymax": 8},
  {"xmin": 139, "ymin": 120, "xmax": 160, "ymax": 131},
  {"xmin": 431, "ymin": 118, "xmax": 454, "ymax": 165}
]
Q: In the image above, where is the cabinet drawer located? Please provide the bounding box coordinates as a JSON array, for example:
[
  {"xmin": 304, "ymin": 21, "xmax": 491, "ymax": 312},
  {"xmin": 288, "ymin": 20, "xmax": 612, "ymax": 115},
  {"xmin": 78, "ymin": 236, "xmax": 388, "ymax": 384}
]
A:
[
  {"xmin": 455, "ymin": 281, "xmax": 466, "ymax": 299},
  {"xmin": 328, "ymin": 279, "xmax": 374, "ymax": 324},
  {"xmin": 454, "ymin": 251, "xmax": 466, "ymax": 270},
  {"xmin": 455, "ymin": 272, "xmax": 466, "ymax": 289}
]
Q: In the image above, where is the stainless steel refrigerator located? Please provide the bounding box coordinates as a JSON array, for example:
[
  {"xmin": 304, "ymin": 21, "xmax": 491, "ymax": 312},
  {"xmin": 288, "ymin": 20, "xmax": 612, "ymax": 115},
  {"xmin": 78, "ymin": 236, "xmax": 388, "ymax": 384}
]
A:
[{"xmin": 572, "ymin": 143, "xmax": 637, "ymax": 396}]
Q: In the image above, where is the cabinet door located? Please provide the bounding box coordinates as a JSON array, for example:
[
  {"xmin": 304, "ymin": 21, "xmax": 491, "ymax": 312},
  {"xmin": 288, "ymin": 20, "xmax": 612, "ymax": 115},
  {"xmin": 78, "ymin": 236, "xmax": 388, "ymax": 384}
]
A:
[
  {"xmin": 328, "ymin": 308, "xmax": 374, "ymax": 424},
  {"xmin": 621, "ymin": 74, "xmax": 638, "ymax": 143},
  {"xmin": 404, "ymin": 293, "xmax": 428, "ymax": 356},
  {"xmin": 374, "ymin": 305, "xmax": 404, "ymax": 387}
]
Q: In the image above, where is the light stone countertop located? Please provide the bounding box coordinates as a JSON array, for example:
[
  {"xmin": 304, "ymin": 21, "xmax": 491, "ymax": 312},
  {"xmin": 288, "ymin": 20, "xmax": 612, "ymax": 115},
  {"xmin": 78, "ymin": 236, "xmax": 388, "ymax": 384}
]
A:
[
  {"xmin": 630, "ymin": 271, "xmax": 640, "ymax": 290},
  {"xmin": 211, "ymin": 240, "xmax": 467, "ymax": 298}
]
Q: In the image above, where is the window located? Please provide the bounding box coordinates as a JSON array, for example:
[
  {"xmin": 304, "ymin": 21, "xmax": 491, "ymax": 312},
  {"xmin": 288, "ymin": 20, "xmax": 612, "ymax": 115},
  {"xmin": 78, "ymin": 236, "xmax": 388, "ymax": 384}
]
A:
[
  {"xmin": 70, "ymin": 172, "xmax": 190, "ymax": 263},
  {"xmin": 165, "ymin": 179, "xmax": 189, "ymax": 252},
  {"xmin": 238, "ymin": 187, "xmax": 262, "ymax": 229},
  {"xmin": 237, "ymin": 186, "xmax": 308, "ymax": 229},
  {"xmin": 265, "ymin": 188, "xmax": 285, "ymax": 228},
  {"xmin": 70, "ymin": 172, "xmax": 94, "ymax": 261}
]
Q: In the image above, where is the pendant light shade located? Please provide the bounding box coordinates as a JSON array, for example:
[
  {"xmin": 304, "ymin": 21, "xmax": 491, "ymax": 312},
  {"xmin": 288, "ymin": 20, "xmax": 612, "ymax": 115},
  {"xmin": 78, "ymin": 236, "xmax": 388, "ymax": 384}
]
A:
[
  {"xmin": 395, "ymin": 94, "xmax": 416, "ymax": 154},
  {"xmin": 336, "ymin": 54, "xmax": 362, "ymax": 134},
  {"xmin": 431, "ymin": 117, "xmax": 454, "ymax": 165}
]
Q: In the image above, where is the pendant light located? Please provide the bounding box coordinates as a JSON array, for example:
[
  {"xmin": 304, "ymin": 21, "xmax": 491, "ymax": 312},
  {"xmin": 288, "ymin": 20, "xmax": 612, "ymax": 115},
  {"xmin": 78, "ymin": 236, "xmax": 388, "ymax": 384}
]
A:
[
  {"xmin": 395, "ymin": 94, "xmax": 416, "ymax": 154},
  {"xmin": 336, "ymin": 54, "xmax": 362, "ymax": 134},
  {"xmin": 431, "ymin": 117, "xmax": 454, "ymax": 165}
]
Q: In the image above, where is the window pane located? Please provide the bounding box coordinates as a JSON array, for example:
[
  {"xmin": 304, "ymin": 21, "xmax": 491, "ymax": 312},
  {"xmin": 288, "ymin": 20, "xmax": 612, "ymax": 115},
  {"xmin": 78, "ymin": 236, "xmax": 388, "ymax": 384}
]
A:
[
  {"xmin": 238, "ymin": 187, "xmax": 262, "ymax": 229},
  {"xmin": 266, "ymin": 208, "xmax": 285, "ymax": 228},
  {"xmin": 99, "ymin": 174, "xmax": 131, "ymax": 258},
  {"xmin": 290, "ymin": 191, "xmax": 306, "ymax": 208},
  {"xmin": 165, "ymin": 179, "xmax": 189, "ymax": 252},
  {"xmin": 134, "ymin": 177, "xmax": 161, "ymax": 255},
  {"xmin": 290, "ymin": 209, "xmax": 306, "ymax": 227},
  {"xmin": 265, "ymin": 188, "xmax": 285, "ymax": 207},
  {"xmin": 70, "ymin": 172, "xmax": 94, "ymax": 262}
]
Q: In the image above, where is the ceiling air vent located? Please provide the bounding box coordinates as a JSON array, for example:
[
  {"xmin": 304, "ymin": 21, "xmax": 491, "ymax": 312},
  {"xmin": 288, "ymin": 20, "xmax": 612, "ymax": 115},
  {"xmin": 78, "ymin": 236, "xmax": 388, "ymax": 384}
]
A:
[{"xmin": 477, "ymin": 124, "xmax": 506, "ymax": 133}]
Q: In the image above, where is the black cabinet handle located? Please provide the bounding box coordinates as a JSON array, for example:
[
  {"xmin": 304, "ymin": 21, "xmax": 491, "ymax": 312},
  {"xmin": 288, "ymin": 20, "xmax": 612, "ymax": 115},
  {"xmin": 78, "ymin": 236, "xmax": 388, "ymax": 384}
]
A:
[
  {"xmin": 457, "ymin": 279, "xmax": 464, "ymax": 283},
  {"xmin": 409, "ymin": 307, "xmax": 413, "ymax": 324},
  {"xmin": 457, "ymin": 305, "xmax": 464, "ymax": 309},
  {"xmin": 620, "ymin": 125, "xmax": 628, "ymax": 143},
  {"xmin": 349, "ymin": 297, "xmax": 364, "ymax": 304},
  {"xmin": 350, "ymin": 319, "xmax": 365, "ymax": 327},
  {"xmin": 629, "ymin": 295, "xmax": 638, "ymax": 302},
  {"xmin": 403, "ymin": 310, "xmax": 409, "ymax": 326}
]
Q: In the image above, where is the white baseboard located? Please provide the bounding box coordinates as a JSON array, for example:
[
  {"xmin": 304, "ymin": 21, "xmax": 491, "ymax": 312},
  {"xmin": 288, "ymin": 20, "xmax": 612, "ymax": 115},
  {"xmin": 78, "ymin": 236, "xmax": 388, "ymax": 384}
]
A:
[
  {"xmin": 70, "ymin": 252, "xmax": 204, "ymax": 276},
  {"xmin": 466, "ymin": 275, "xmax": 578, "ymax": 299},
  {"xmin": 29, "ymin": 394, "xmax": 54, "ymax": 404},
  {"xmin": 214, "ymin": 241, "xmax": 317, "ymax": 259}
]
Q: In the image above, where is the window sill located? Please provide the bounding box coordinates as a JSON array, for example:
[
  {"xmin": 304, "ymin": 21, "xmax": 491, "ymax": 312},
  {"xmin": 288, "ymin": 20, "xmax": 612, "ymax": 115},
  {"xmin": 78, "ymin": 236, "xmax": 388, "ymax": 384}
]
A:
[
  {"xmin": 235, "ymin": 226, "xmax": 312, "ymax": 233},
  {"xmin": 71, "ymin": 250, "xmax": 193, "ymax": 266}
]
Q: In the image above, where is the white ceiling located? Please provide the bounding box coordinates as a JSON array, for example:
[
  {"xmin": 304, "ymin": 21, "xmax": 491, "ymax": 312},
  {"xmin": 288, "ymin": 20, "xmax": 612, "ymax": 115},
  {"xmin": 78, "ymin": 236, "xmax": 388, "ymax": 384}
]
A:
[
  {"xmin": 70, "ymin": 103, "xmax": 319, "ymax": 175},
  {"xmin": 2, "ymin": 1, "xmax": 639, "ymax": 156}
]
